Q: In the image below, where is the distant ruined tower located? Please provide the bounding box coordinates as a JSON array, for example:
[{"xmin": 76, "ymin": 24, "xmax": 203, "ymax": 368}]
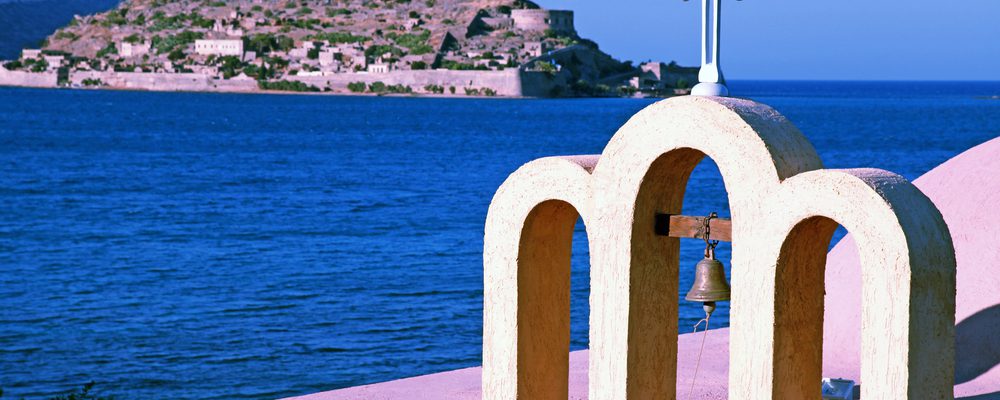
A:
[{"xmin": 510, "ymin": 9, "xmax": 575, "ymax": 36}]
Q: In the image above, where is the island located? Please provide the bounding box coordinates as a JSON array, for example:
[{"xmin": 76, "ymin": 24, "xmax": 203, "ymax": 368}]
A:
[{"xmin": 0, "ymin": 0, "xmax": 698, "ymax": 98}]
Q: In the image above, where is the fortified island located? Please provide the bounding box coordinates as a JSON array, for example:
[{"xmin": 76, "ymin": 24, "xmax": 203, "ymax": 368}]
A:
[{"xmin": 0, "ymin": 0, "xmax": 697, "ymax": 97}]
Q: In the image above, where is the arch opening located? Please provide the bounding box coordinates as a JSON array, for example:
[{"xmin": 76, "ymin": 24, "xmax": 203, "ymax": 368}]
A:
[
  {"xmin": 761, "ymin": 169, "xmax": 956, "ymax": 399},
  {"xmin": 624, "ymin": 146, "xmax": 742, "ymax": 397},
  {"xmin": 679, "ymin": 157, "xmax": 733, "ymax": 329},
  {"xmin": 515, "ymin": 199, "xmax": 589, "ymax": 399},
  {"xmin": 774, "ymin": 215, "xmax": 841, "ymax": 398},
  {"xmin": 569, "ymin": 218, "xmax": 592, "ymax": 351}
]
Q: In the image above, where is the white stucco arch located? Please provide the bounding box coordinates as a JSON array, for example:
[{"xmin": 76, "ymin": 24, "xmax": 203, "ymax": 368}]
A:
[
  {"xmin": 482, "ymin": 96, "xmax": 955, "ymax": 400},
  {"xmin": 483, "ymin": 155, "xmax": 596, "ymax": 399},
  {"xmin": 587, "ymin": 96, "xmax": 827, "ymax": 399},
  {"xmin": 750, "ymin": 168, "xmax": 956, "ymax": 399}
]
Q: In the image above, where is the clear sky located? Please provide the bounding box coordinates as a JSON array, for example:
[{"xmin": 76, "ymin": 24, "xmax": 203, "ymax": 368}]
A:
[{"xmin": 534, "ymin": 0, "xmax": 1000, "ymax": 81}]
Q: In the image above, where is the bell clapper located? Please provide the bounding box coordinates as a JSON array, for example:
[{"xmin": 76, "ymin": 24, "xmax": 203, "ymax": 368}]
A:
[
  {"xmin": 702, "ymin": 300, "xmax": 716, "ymax": 318},
  {"xmin": 701, "ymin": 231, "xmax": 719, "ymax": 318},
  {"xmin": 700, "ymin": 241, "xmax": 718, "ymax": 319}
]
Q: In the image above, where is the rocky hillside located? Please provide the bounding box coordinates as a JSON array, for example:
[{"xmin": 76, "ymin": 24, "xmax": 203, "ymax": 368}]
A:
[
  {"xmin": 0, "ymin": 0, "xmax": 119, "ymax": 59},
  {"xmin": 41, "ymin": 0, "xmax": 601, "ymax": 65},
  {"xmin": 4, "ymin": 0, "xmax": 694, "ymax": 97}
]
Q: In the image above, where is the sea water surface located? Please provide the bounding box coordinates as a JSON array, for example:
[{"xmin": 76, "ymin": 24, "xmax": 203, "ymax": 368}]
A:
[{"xmin": 1, "ymin": 81, "xmax": 999, "ymax": 399}]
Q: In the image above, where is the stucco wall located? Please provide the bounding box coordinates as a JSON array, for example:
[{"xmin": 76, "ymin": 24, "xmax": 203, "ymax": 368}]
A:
[{"xmin": 483, "ymin": 96, "xmax": 956, "ymax": 399}]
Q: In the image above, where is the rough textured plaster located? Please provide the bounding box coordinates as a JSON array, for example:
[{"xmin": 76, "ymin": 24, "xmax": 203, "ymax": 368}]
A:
[
  {"xmin": 483, "ymin": 155, "xmax": 596, "ymax": 399},
  {"xmin": 482, "ymin": 96, "xmax": 955, "ymax": 400},
  {"xmin": 820, "ymin": 137, "xmax": 1000, "ymax": 399}
]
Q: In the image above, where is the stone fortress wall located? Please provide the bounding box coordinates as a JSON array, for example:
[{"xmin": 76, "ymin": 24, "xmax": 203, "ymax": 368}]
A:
[
  {"xmin": 0, "ymin": 67, "xmax": 559, "ymax": 97},
  {"xmin": 69, "ymin": 70, "xmax": 257, "ymax": 92},
  {"xmin": 0, "ymin": 65, "xmax": 57, "ymax": 87},
  {"xmin": 510, "ymin": 9, "xmax": 575, "ymax": 35},
  {"xmin": 288, "ymin": 69, "xmax": 559, "ymax": 97}
]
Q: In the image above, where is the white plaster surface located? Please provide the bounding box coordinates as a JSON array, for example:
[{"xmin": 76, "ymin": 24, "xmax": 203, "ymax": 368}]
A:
[
  {"xmin": 482, "ymin": 96, "xmax": 953, "ymax": 399},
  {"xmin": 820, "ymin": 136, "xmax": 1000, "ymax": 399}
]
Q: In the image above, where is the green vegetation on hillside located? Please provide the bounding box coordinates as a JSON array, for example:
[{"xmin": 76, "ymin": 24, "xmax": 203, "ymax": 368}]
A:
[
  {"xmin": 386, "ymin": 30, "xmax": 432, "ymax": 54},
  {"xmin": 151, "ymin": 30, "xmax": 203, "ymax": 54},
  {"xmin": 304, "ymin": 32, "xmax": 368, "ymax": 44},
  {"xmin": 258, "ymin": 79, "xmax": 319, "ymax": 92},
  {"xmin": 245, "ymin": 33, "xmax": 295, "ymax": 53}
]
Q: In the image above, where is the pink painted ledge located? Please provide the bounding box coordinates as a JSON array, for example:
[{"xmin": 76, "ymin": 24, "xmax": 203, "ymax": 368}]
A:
[
  {"xmin": 285, "ymin": 137, "xmax": 1000, "ymax": 400},
  {"xmin": 284, "ymin": 329, "xmax": 730, "ymax": 400}
]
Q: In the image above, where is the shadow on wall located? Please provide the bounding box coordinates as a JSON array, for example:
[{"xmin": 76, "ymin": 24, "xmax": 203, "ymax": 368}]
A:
[
  {"xmin": 957, "ymin": 304, "xmax": 1000, "ymax": 385},
  {"xmin": 846, "ymin": 304, "xmax": 1000, "ymax": 400}
]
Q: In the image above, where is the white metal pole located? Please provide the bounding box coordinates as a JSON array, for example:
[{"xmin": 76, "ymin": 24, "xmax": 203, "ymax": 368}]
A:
[
  {"xmin": 713, "ymin": 0, "xmax": 721, "ymax": 68},
  {"xmin": 701, "ymin": 0, "xmax": 709, "ymax": 66},
  {"xmin": 692, "ymin": 0, "xmax": 729, "ymax": 96}
]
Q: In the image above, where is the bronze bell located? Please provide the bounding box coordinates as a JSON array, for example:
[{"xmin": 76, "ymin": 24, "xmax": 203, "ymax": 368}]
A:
[
  {"xmin": 685, "ymin": 212, "xmax": 731, "ymax": 317},
  {"xmin": 685, "ymin": 256, "xmax": 731, "ymax": 304}
]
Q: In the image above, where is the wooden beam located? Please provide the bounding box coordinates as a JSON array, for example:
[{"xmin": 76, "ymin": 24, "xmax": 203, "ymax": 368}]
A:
[{"xmin": 654, "ymin": 214, "xmax": 732, "ymax": 242}]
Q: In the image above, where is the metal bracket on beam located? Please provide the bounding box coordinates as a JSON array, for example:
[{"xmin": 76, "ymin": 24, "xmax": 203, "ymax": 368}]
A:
[{"xmin": 654, "ymin": 213, "xmax": 732, "ymax": 242}]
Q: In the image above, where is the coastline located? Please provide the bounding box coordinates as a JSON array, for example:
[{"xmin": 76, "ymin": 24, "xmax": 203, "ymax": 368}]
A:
[
  {"xmin": 0, "ymin": 82, "xmax": 521, "ymax": 99},
  {"xmin": 0, "ymin": 80, "xmax": 684, "ymax": 99}
]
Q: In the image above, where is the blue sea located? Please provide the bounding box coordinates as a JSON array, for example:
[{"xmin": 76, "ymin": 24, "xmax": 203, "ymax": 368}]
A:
[{"xmin": 1, "ymin": 81, "xmax": 999, "ymax": 399}]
